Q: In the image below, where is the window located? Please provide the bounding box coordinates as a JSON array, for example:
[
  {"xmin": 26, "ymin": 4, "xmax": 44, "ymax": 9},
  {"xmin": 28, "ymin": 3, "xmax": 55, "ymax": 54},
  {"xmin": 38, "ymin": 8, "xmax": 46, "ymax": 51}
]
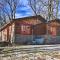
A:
[{"xmin": 21, "ymin": 25, "xmax": 30, "ymax": 34}]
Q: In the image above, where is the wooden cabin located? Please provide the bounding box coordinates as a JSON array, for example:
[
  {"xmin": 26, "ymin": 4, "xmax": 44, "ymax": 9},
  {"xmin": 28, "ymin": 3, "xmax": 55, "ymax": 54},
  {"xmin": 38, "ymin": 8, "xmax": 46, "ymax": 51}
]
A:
[
  {"xmin": 48, "ymin": 19, "xmax": 60, "ymax": 36},
  {"xmin": 0, "ymin": 16, "xmax": 60, "ymax": 45},
  {"xmin": 0, "ymin": 15, "xmax": 46, "ymax": 45},
  {"xmin": 0, "ymin": 21, "xmax": 15, "ymax": 43},
  {"xmin": 46, "ymin": 19, "xmax": 60, "ymax": 44}
]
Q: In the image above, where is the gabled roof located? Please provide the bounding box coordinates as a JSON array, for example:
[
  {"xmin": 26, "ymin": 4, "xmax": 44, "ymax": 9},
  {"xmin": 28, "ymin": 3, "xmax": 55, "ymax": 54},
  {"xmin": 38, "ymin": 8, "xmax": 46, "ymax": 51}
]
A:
[
  {"xmin": 48, "ymin": 19, "xmax": 60, "ymax": 27},
  {"xmin": 0, "ymin": 21, "xmax": 14, "ymax": 31},
  {"xmin": 49, "ymin": 19, "xmax": 60, "ymax": 23},
  {"xmin": 0, "ymin": 15, "xmax": 46, "ymax": 31},
  {"xmin": 13, "ymin": 15, "xmax": 46, "ymax": 23},
  {"xmin": 14, "ymin": 15, "xmax": 46, "ymax": 25}
]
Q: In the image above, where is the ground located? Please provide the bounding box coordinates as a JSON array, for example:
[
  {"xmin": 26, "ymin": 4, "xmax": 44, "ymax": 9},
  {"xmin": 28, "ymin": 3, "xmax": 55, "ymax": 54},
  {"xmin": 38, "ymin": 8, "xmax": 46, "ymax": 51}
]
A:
[{"xmin": 0, "ymin": 45, "xmax": 60, "ymax": 60}]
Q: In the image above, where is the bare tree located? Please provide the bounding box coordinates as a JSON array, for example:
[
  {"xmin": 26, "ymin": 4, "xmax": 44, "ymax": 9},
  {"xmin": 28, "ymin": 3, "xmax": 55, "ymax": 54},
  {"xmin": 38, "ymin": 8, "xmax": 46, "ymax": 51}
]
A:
[
  {"xmin": 28, "ymin": 0, "xmax": 48, "ymax": 18},
  {"xmin": 0, "ymin": 0, "xmax": 20, "ymax": 21},
  {"xmin": 28, "ymin": 0, "xmax": 59, "ymax": 20},
  {"xmin": 0, "ymin": 2, "xmax": 7, "ymax": 27}
]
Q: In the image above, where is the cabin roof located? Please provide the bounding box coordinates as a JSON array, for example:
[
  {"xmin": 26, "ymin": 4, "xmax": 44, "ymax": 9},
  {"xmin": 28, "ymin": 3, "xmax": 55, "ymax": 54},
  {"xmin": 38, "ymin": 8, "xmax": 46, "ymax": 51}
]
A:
[
  {"xmin": 0, "ymin": 15, "xmax": 46, "ymax": 31},
  {"xmin": 13, "ymin": 15, "xmax": 46, "ymax": 23},
  {"xmin": 0, "ymin": 21, "xmax": 14, "ymax": 31},
  {"xmin": 49, "ymin": 19, "xmax": 60, "ymax": 23}
]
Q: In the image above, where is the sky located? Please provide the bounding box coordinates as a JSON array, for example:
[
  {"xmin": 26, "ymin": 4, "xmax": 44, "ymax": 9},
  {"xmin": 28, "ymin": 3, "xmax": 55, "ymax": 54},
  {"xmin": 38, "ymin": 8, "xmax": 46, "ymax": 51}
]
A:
[
  {"xmin": 15, "ymin": 0, "xmax": 33, "ymax": 18},
  {"xmin": 0, "ymin": 0, "xmax": 60, "ymax": 19},
  {"xmin": 15, "ymin": 0, "xmax": 60, "ymax": 19}
]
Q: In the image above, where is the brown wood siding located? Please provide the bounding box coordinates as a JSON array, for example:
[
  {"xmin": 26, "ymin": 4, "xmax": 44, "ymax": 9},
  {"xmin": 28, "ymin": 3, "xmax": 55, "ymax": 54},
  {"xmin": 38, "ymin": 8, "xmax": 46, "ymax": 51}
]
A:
[
  {"xmin": 15, "ymin": 21, "xmax": 21, "ymax": 34},
  {"xmin": 33, "ymin": 23, "xmax": 46, "ymax": 35}
]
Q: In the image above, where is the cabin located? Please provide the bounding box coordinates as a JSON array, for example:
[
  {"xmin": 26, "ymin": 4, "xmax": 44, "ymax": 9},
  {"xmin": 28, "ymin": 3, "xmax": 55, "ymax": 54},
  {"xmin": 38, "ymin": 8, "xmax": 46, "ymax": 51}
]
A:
[
  {"xmin": 46, "ymin": 19, "xmax": 60, "ymax": 44},
  {"xmin": 0, "ymin": 16, "xmax": 60, "ymax": 45},
  {"xmin": 0, "ymin": 15, "xmax": 47, "ymax": 45}
]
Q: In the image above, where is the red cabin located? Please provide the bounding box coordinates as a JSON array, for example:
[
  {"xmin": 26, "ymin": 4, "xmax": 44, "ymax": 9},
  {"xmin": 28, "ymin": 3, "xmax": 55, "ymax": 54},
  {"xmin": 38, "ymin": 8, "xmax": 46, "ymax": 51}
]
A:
[{"xmin": 0, "ymin": 15, "xmax": 46, "ymax": 44}]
